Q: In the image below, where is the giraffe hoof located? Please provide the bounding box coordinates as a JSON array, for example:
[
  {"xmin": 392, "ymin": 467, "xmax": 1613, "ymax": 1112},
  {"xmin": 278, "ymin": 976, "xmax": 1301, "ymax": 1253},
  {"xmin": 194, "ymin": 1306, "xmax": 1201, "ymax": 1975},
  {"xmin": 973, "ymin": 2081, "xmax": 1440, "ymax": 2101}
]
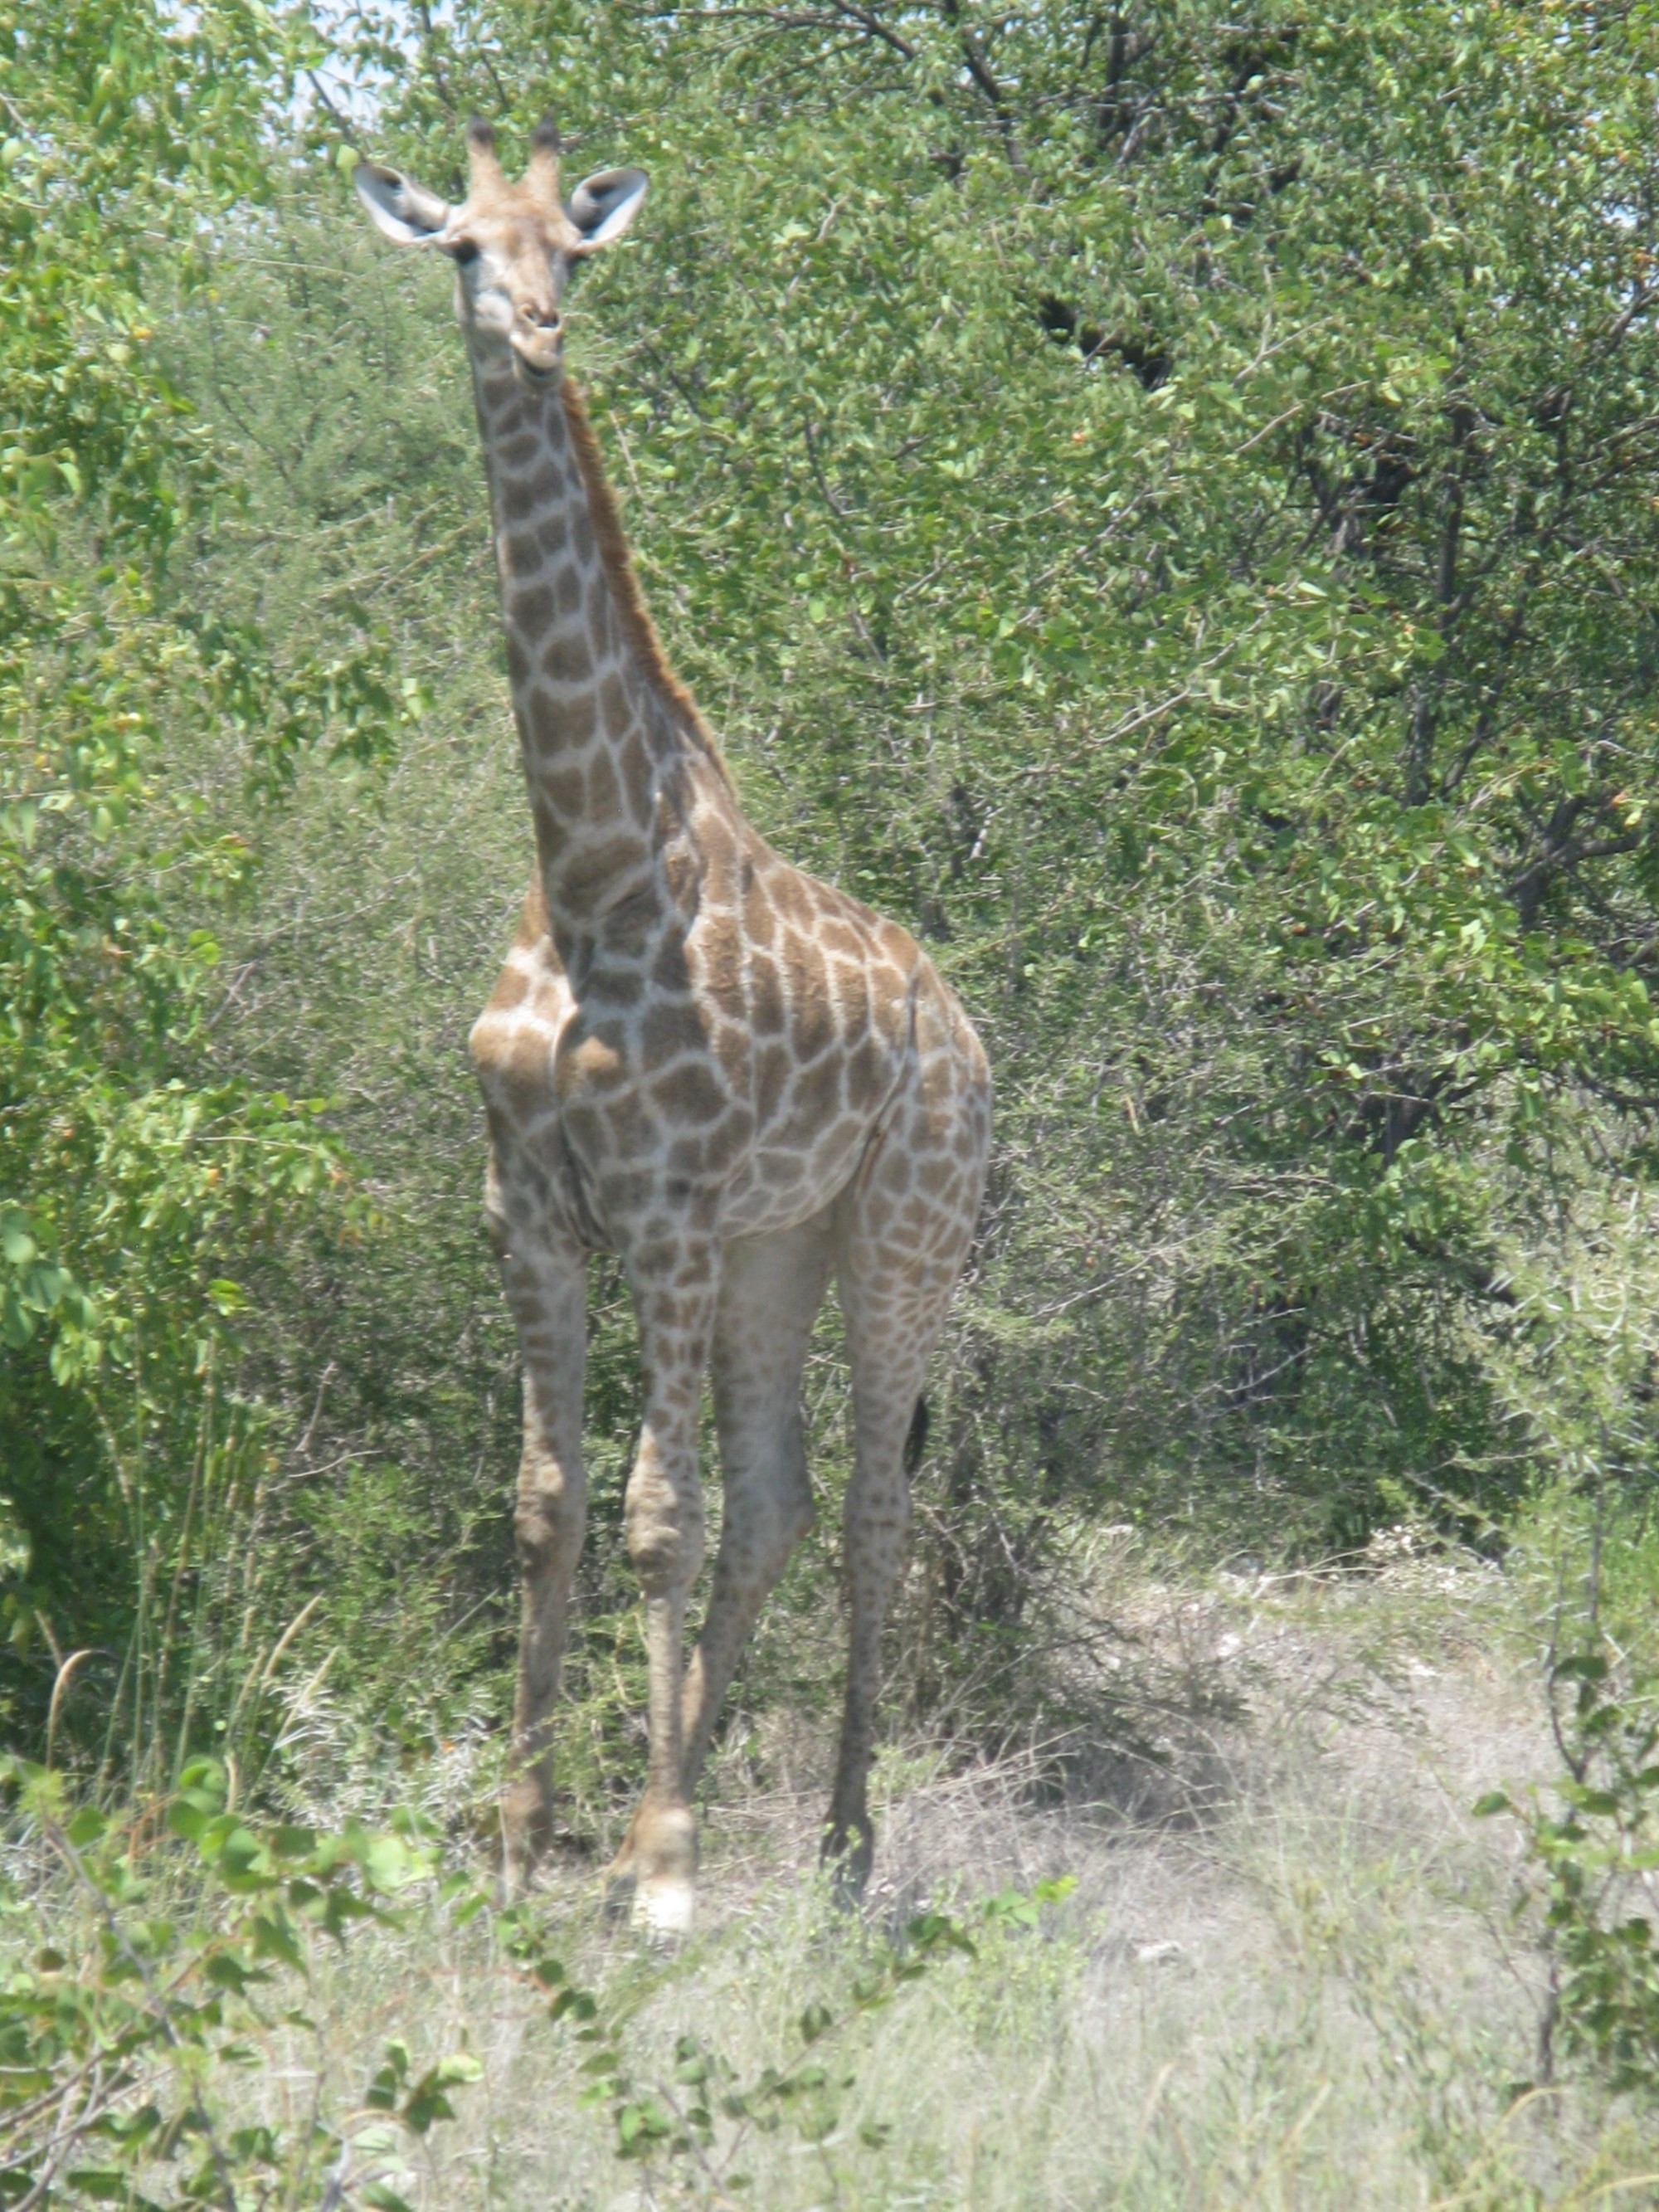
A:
[
  {"xmin": 828, "ymin": 1858, "xmax": 867, "ymax": 1912},
  {"xmin": 821, "ymin": 1820, "xmax": 873, "ymax": 1908},
  {"xmin": 603, "ymin": 1859, "xmax": 695, "ymax": 1941},
  {"xmin": 633, "ymin": 1873, "xmax": 696, "ymax": 1940},
  {"xmin": 500, "ymin": 1776, "xmax": 554, "ymax": 1898},
  {"xmin": 606, "ymin": 1801, "xmax": 697, "ymax": 1938}
]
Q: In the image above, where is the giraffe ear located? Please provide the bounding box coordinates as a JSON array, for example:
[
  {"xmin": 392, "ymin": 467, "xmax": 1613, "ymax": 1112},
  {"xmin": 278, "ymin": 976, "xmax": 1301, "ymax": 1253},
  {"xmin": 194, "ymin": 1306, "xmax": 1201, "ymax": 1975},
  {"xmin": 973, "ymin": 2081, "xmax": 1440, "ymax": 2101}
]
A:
[
  {"xmin": 566, "ymin": 168, "xmax": 648, "ymax": 251},
  {"xmin": 354, "ymin": 162, "xmax": 452, "ymax": 246}
]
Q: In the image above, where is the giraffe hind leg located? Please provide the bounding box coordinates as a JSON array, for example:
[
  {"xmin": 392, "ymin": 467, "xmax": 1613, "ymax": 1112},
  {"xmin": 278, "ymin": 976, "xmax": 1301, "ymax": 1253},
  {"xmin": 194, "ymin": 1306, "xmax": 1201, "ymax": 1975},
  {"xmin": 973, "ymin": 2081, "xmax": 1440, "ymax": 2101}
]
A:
[
  {"xmin": 679, "ymin": 1210, "xmax": 836, "ymax": 1799},
  {"xmin": 825, "ymin": 1021, "xmax": 989, "ymax": 1893},
  {"xmin": 823, "ymin": 1263, "xmax": 956, "ymax": 1897}
]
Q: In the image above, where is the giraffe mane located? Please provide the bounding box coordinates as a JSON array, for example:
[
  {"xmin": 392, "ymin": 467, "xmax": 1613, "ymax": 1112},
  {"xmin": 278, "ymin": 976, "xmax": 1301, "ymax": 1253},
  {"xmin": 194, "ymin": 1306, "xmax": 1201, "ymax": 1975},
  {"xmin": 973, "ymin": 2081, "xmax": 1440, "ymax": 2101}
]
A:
[{"xmin": 559, "ymin": 381, "xmax": 733, "ymax": 793}]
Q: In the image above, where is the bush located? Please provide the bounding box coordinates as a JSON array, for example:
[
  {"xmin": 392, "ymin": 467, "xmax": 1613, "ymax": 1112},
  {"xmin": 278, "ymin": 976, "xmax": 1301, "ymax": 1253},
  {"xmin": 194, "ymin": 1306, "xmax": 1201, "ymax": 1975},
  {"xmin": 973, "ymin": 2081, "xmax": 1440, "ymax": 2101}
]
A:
[{"xmin": 0, "ymin": 1756, "xmax": 482, "ymax": 2209}]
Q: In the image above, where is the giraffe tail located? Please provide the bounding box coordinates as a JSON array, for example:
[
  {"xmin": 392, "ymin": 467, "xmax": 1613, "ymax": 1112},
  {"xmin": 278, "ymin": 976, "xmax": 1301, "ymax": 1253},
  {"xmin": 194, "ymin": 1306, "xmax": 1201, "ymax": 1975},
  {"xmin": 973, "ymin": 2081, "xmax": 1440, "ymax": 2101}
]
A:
[{"xmin": 903, "ymin": 1396, "xmax": 931, "ymax": 1477}]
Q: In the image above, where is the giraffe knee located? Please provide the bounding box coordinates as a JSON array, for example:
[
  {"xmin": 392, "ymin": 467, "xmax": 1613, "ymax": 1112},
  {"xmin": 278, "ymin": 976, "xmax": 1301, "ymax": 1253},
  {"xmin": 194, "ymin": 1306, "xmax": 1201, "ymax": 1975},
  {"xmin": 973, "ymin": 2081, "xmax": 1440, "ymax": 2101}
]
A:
[
  {"xmin": 626, "ymin": 1515, "xmax": 706, "ymax": 1596},
  {"xmin": 778, "ymin": 1473, "xmax": 815, "ymax": 1557},
  {"xmin": 767, "ymin": 1450, "xmax": 816, "ymax": 1562},
  {"xmin": 725, "ymin": 1469, "xmax": 814, "ymax": 1586},
  {"xmin": 624, "ymin": 1456, "xmax": 706, "ymax": 1596},
  {"xmin": 516, "ymin": 1454, "xmax": 586, "ymax": 1572}
]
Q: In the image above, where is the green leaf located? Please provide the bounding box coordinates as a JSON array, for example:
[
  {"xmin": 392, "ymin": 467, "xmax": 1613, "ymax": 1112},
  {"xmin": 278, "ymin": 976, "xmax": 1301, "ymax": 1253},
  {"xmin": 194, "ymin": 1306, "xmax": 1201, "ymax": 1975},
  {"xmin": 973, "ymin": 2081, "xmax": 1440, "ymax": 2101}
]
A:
[
  {"xmin": 352, "ymin": 1829, "xmax": 416, "ymax": 1893},
  {"xmin": 1, "ymin": 1211, "xmax": 37, "ymax": 1267}
]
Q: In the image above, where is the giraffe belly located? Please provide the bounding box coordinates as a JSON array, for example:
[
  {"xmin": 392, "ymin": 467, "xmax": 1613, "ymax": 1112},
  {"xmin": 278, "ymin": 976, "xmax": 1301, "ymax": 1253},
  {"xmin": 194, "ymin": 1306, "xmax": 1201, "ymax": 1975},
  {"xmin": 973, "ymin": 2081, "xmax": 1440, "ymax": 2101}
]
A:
[
  {"xmin": 556, "ymin": 1080, "xmax": 873, "ymax": 1248},
  {"xmin": 716, "ymin": 1112, "xmax": 875, "ymax": 1238}
]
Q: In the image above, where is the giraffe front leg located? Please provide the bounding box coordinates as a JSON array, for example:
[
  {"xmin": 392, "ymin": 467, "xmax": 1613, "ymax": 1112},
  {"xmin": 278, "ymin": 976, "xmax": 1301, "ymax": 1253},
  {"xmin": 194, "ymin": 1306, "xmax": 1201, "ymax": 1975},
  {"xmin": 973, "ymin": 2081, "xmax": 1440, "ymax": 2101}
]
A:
[
  {"xmin": 610, "ymin": 1240, "xmax": 718, "ymax": 1937},
  {"xmin": 484, "ymin": 1153, "xmax": 589, "ymax": 1894}
]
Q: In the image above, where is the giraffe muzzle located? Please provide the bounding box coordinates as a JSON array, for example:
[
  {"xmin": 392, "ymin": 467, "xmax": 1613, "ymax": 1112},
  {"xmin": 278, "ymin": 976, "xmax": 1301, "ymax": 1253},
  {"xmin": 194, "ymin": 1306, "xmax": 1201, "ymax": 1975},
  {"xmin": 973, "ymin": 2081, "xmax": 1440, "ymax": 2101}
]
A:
[{"xmin": 512, "ymin": 309, "xmax": 563, "ymax": 382}]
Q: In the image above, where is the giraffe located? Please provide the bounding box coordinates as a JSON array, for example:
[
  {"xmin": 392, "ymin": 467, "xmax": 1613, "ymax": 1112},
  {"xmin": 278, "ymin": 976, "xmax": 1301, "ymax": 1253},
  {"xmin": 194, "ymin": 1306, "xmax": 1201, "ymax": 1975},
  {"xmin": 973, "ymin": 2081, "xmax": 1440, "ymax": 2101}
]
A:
[{"xmin": 354, "ymin": 116, "xmax": 990, "ymax": 1933}]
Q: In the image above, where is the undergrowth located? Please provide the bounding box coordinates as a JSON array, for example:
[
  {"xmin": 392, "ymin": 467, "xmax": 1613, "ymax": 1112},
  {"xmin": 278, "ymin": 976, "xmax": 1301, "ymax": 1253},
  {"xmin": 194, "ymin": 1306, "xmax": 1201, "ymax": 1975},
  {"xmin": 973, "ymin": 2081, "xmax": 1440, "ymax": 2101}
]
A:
[
  {"xmin": 0, "ymin": 1752, "xmax": 1053, "ymax": 2211},
  {"xmin": 12, "ymin": 1543, "xmax": 1659, "ymax": 2211}
]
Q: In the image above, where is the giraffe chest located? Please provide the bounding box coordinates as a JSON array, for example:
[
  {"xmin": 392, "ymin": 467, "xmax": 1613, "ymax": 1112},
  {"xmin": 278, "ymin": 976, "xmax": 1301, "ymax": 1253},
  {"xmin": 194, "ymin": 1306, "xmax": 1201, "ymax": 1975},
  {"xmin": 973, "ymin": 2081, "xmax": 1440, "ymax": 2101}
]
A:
[{"xmin": 538, "ymin": 894, "xmax": 912, "ymax": 1242}]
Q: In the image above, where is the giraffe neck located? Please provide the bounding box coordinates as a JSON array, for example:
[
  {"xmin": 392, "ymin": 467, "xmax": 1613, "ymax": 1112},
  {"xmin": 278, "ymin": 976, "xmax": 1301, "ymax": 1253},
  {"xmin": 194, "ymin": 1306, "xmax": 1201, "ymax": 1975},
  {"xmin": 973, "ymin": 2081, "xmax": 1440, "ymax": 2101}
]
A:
[{"xmin": 467, "ymin": 350, "xmax": 726, "ymax": 949}]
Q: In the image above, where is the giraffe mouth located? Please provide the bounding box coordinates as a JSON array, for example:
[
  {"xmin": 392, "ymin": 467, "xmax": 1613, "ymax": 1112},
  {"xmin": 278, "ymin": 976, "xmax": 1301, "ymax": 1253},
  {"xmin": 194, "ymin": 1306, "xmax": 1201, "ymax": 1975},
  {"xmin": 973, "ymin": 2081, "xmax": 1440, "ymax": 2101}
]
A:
[
  {"xmin": 510, "ymin": 339, "xmax": 563, "ymax": 387},
  {"xmin": 513, "ymin": 353, "xmax": 561, "ymax": 389}
]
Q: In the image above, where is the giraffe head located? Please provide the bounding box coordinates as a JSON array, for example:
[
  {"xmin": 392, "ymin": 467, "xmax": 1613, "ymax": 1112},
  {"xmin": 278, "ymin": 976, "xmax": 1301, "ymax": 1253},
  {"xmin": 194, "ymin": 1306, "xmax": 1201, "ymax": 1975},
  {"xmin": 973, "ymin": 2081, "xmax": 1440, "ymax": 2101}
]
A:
[{"xmin": 354, "ymin": 116, "xmax": 647, "ymax": 383}]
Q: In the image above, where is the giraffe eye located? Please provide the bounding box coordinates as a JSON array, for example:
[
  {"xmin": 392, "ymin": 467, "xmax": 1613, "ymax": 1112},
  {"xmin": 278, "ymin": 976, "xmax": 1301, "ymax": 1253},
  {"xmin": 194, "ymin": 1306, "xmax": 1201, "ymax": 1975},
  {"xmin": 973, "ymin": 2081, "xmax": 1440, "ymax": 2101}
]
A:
[{"xmin": 449, "ymin": 239, "xmax": 480, "ymax": 267}]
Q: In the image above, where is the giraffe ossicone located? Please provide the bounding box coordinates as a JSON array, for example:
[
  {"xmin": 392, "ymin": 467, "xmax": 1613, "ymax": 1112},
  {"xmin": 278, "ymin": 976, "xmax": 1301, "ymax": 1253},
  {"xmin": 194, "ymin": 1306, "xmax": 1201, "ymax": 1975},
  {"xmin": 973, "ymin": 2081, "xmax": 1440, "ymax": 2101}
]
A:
[{"xmin": 353, "ymin": 117, "xmax": 990, "ymax": 1932}]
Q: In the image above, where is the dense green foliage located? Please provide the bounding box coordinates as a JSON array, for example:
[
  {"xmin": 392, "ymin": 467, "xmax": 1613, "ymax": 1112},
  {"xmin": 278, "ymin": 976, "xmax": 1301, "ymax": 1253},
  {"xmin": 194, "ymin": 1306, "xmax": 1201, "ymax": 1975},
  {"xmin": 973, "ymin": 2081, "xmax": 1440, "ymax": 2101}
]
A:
[
  {"xmin": 5, "ymin": 0, "xmax": 1659, "ymax": 1839},
  {"xmin": 0, "ymin": 0, "xmax": 415, "ymax": 1781}
]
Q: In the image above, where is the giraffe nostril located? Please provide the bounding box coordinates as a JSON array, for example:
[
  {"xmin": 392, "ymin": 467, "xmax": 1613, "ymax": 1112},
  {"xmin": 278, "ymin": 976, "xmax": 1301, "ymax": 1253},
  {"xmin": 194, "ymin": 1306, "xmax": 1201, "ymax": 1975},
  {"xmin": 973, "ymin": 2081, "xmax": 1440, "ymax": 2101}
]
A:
[{"xmin": 521, "ymin": 305, "xmax": 561, "ymax": 333}]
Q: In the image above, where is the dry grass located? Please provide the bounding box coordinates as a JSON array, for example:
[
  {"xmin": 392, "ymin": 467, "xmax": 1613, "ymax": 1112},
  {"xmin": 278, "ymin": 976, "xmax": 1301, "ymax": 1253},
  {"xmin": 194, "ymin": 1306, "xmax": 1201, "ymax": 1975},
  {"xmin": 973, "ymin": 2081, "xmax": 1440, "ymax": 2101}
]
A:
[
  {"xmin": 15, "ymin": 1537, "xmax": 1659, "ymax": 2209},
  {"xmin": 202, "ymin": 1535, "xmax": 1659, "ymax": 2210}
]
